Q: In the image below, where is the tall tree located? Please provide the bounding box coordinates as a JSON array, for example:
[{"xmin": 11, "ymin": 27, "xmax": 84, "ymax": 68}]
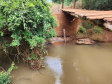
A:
[
  {"xmin": 74, "ymin": 0, "xmax": 77, "ymax": 8},
  {"xmin": 62, "ymin": 0, "xmax": 64, "ymax": 8}
]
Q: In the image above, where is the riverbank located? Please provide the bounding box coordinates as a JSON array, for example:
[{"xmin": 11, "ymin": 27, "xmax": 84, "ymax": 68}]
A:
[{"xmin": 76, "ymin": 29, "xmax": 112, "ymax": 43}]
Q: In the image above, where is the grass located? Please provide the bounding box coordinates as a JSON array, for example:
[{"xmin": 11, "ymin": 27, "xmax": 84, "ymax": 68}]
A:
[{"xmin": 76, "ymin": 21, "xmax": 104, "ymax": 41}]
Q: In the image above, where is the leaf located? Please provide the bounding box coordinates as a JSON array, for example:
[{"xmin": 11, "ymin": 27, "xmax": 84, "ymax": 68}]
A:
[
  {"xmin": 14, "ymin": 65, "xmax": 18, "ymax": 70},
  {"xmin": 28, "ymin": 20, "xmax": 33, "ymax": 23},
  {"xmin": 10, "ymin": 40, "xmax": 20, "ymax": 46},
  {"xmin": 31, "ymin": 63, "xmax": 33, "ymax": 65},
  {"xmin": 27, "ymin": 57, "xmax": 31, "ymax": 60},
  {"xmin": 41, "ymin": 57, "xmax": 44, "ymax": 60},
  {"xmin": 31, "ymin": 54, "xmax": 36, "ymax": 60},
  {"xmin": 0, "ymin": 31, "xmax": 3, "ymax": 36},
  {"xmin": 42, "ymin": 66, "xmax": 45, "ymax": 68}
]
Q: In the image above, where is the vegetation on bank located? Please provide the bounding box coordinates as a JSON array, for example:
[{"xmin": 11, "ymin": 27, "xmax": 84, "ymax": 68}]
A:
[
  {"xmin": 0, "ymin": 0, "xmax": 58, "ymax": 83},
  {"xmin": 0, "ymin": 0, "xmax": 58, "ymax": 64},
  {"xmin": 76, "ymin": 21, "xmax": 104, "ymax": 41},
  {"xmin": 78, "ymin": 21, "xmax": 103, "ymax": 34},
  {"xmin": 0, "ymin": 62, "xmax": 17, "ymax": 84}
]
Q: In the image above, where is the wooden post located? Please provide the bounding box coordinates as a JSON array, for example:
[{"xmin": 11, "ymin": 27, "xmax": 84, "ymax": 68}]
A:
[
  {"xmin": 63, "ymin": 29, "xmax": 66, "ymax": 43},
  {"xmin": 62, "ymin": 0, "xmax": 64, "ymax": 9},
  {"xmin": 74, "ymin": 0, "xmax": 77, "ymax": 8}
]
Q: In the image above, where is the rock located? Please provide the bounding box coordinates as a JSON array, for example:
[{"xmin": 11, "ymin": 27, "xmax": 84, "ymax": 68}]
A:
[{"xmin": 76, "ymin": 38, "xmax": 96, "ymax": 45}]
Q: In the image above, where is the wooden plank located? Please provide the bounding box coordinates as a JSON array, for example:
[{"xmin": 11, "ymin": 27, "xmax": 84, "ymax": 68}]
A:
[
  {"xmin": 104, "ymin": 22, "xmax": 112, "ymax": 30},
  {"xmin": 70, "ymin": 12, "xmax": 112, "ymax": 17},
  {"xmin": 87, "ymin": 15, "xmax": 112, "ymax": 19},
  {"xmin": 62, "ymin": 9, "xmax": 112, "ymax": 14},
  {"xmin": 62, "ymin": 8, "xmax": 112, "ymax": 21},
  {"xmin": 78, "ymin": 13, "xmax": 112, "ymax": 17},
  {"xmin": 104, "ymin": 18, "xmax": 112, "ymax": 21}
]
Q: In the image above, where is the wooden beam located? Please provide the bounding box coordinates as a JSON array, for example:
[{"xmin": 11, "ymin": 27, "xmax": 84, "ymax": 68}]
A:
[{"xmin": 104, "ymin": 22, "xmax": 112, "ymax": 31}]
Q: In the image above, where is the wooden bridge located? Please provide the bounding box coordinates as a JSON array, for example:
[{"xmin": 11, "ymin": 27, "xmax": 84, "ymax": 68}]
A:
[{"xmin": 62, "ymin": 9, "xmax": 112, "ymax": 31}]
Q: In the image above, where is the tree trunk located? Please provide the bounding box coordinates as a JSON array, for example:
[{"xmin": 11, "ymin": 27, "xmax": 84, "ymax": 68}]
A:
[
  {"xmin": 74, "ymin": 0, "xmax": 77, "ymax": 8},
  {"xmin": 62, "ymin": 0, "xmax": 64, "ymax": 9}
]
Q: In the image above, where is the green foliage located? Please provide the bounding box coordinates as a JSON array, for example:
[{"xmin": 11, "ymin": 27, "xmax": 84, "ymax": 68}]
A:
[
  {"xmin": 82, "ymin": 21, "xmax": 93, "ymax": 29},
  {"xmin": 42, "ymin": 65, "xmax": 46, "ymax": 68},
  {"xmin": 64, "ymin": 0, "xmax": 74, "ymax": 6},
  {"xmin": 82, "ymin": 0, "xmax": 112, "ymax": 10},
  {"xmin": 0, "ymin": 0, "xmax": 58, "ymax": 49},
  {"xmin": 27, "ymin": 57, "xmax": 31, "ymax": 61},
  {"xmin": 52, "ymin": 0, "xmax": 62, "ymax": 4},
  {"xmin": 92, "ymin": 26, "xmax": 103, "ymax": 34},
  {"xmin": 0, "ymin": 62, "xmax": 17, "ymax": 84},
  {"xmin": 31, "ymin": 54, "xmax": 36, "ymax": 60},
  {"xmin": 77, "ymin": 27, "xmax": 87, "ymax": 35},
  {"xmin": 31, "ymin": 63, "xmax": 34, "ymax": 65},
  {"xmin": 52, "ymin": 0, "xmax": 78, "ymax": 6},
  {"xmin": 41, "ymin": 57, "xmax": 44, "ymax": 60}
]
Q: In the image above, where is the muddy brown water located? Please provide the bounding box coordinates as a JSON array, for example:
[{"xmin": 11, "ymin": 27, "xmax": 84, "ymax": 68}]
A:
[{"xmin": 2, "ymin": 42, "xmax": 112, "ymax": 84}]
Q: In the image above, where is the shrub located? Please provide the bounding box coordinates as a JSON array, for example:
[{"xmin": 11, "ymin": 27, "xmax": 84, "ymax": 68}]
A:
[
  {"xmin": 92, "ymin": 26, "xmax": 103, "ymax": 34},
  {"xmin": 82, "ymin": 21, "xmax": 93, "ymax": 29},
  {"xmin": 0, "ymin": 62, "xmax": 17, "ymax": 84},
  {"xmin": 0, "ymin": 0, "xmax": 58, "ymax": 69},
  {"xmin": 77, "ymin": 27, "xmax": 87, "ymax": 35},
  {"xmin": 0, "ymin": 0, "xmax": 58, "ymax": 49}
]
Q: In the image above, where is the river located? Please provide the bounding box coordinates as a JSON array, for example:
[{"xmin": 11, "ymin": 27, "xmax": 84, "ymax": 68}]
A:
[{"xmin": 3, "ymin": 42, "xmax": 112, "ymax": 84}]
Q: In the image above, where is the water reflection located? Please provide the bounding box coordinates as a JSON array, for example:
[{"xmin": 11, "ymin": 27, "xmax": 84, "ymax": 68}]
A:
[{"xmin": 44, "ymin": 56, "xmax": 63, "ymax": 84}]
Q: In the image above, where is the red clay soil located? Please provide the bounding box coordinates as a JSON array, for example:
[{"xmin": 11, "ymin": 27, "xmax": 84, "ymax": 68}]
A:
[
  {"xmin": 53, "ymin": 12, "xmax": 81, "ymax": 36},
  {"xmin": 76, "ymin": 29, "xmax": 112, "ymax": 42},
  {"xmin": 53, "ymin": 12, "xmax": 112, "ymax": 42},
  {"xmin": 103, "ymin": 30, "xmax": 112, "ymax": 42}
]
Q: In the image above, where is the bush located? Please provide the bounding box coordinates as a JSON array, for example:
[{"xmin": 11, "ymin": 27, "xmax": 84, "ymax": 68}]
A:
[
  {"xmin": 0, "ymin": 0, "xmax": 58, "ymax": 69},
  {"xmin": 92, "ymin": 26, "xmax": 103, "ymax": 34},
  {"xmin": 82, "ymin": 21, "xmax": 93, "ymax": 29},
  {"xmin": 0, "ymin": 0, "xmax": 58, "ymax": 49},
  {"xmin": 0, "ymin": 62, "xmax": 17, "ymax": 84},
  {"xmin": 77, "ymin": 27, "xmax": 87, "ymax": 35}
]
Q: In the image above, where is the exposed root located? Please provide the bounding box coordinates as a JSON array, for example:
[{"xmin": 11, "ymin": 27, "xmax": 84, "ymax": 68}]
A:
[{"xmin": 9, "ymin": 41, "xmax": 47, "ymax": 70}]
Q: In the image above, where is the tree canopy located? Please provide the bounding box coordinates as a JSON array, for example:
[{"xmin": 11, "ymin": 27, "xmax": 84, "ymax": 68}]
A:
[
  {"xmin": 52, "ymin": 0, "xmax": 75, "ymax": 5},
  {"xmin": 82, "ymin": 0, "xmax": 112, "ymax": 10}
]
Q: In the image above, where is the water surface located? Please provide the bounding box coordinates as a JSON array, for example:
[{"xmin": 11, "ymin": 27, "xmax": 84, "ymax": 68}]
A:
[{"xmin": 10, "ymin": 43, "xmax": 112, "ymax": 84}]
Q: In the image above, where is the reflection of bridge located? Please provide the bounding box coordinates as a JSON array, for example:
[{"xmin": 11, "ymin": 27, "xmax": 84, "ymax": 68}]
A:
[{"xmin": 62, "ymin": 9, "xmax": 112, "ymax": 31}]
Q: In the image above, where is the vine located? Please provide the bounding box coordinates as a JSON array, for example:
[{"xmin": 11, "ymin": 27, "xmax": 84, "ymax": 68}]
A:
[
  {"xmin": 0, "ymin": 0, "xmax": 58, "ymax": 69},
  {"xmin": 0, "ymin": 62, "xmax": 17, "ymax": 84}
]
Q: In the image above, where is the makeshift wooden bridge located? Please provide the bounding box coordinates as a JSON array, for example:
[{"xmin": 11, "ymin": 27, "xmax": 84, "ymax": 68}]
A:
[{"xmin": 62, "ymin": 9, "xmax": 112, "ymax": 31}]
